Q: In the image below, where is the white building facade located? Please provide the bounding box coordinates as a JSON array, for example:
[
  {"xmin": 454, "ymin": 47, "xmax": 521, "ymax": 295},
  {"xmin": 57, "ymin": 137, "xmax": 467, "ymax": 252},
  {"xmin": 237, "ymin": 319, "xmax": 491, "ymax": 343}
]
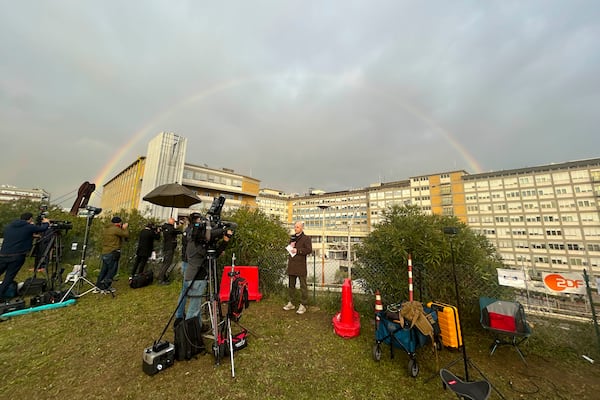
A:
[{"xmin": 464, "ymin": 159, "xmax": 600, "ymax": 278}]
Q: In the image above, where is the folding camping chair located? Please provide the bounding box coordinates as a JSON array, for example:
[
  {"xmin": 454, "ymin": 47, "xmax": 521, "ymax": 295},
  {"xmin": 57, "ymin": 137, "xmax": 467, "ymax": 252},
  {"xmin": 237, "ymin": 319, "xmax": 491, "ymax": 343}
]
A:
[
  {"xmin": 440, "ymin": 368, "xmax": 491, "ymax": 400},
  {"xmin": 479, "ymin": 297, "xmax": 532, "ymax": 364}
]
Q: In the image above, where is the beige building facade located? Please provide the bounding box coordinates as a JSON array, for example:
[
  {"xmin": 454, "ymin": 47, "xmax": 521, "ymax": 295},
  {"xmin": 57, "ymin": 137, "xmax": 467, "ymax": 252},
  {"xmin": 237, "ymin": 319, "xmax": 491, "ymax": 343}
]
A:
[
  {"xmin": 0, "ymin": 185, "xmax": 49, "ymax": 204},
  {"xmin": 101, "ymin": 133, "xmax": 259, "ymax": 220},
  {"xmin": 100, "ymin": 132, "xmax": 600, "ymax": 277},
  {"xmin": 464, "ymin": 158, "xmax": 600, "ymax": 277},
  {"xmin": 280, "ymin": 160, "xmax": 600, "ymax": 277},
  {"xmin": 101, "ymin": 157, "xmax": 146, "ymax": 215}
]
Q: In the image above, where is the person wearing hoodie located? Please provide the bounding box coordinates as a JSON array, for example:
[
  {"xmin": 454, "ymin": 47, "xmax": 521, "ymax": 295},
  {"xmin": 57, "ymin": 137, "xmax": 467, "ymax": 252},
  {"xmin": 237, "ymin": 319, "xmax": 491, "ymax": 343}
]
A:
[{"xmin": 0, "ymin": 212, "xmax": 50, "ymax": 301}]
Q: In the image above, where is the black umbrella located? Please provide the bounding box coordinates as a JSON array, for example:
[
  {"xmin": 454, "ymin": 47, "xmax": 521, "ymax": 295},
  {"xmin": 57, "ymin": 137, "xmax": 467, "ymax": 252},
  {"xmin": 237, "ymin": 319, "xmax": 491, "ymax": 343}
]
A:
[{"xmin": 142, "ymin": 183, "xmax": 202, "ymax": 210}]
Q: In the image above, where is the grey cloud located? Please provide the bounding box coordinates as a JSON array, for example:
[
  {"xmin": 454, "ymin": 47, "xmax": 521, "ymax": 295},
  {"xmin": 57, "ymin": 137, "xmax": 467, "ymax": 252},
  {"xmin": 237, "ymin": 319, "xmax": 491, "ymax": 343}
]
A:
[{"xmin": 1, "ymin": 1, "xmax": 599, "ymax": 205}]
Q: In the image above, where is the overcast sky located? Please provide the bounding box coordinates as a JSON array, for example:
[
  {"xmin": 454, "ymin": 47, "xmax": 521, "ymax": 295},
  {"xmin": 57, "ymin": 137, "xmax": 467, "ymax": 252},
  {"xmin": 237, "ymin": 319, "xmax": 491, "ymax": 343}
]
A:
[{"xmin": 1, "ymin": 1, "xmax": 599, "ymax": 208}]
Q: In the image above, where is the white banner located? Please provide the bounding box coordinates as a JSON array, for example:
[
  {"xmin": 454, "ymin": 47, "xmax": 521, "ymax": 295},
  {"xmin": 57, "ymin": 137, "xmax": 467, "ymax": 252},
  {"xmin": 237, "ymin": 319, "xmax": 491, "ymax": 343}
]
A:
[
  {"xmin": 542, "ymin": 272, "xmax": 586, "ymax": 294},
  {"xmin": 497, "ymin": 268, "xmax": 526, "ymax": 289}
]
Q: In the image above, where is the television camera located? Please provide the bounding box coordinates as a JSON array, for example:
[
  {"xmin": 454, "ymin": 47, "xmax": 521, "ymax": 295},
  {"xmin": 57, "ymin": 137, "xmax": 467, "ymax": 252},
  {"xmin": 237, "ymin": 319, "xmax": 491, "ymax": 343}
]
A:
[
  {"xmin": 85, "ymin": 205, "xmax": 102, "ymax": 216},
  {"xmin": 35, "ymin": 205, "xmax": 73, "ymax": 232},
  {"xmin": 191, "ymin": 196, "xmax": 237, "ymax": 249}
]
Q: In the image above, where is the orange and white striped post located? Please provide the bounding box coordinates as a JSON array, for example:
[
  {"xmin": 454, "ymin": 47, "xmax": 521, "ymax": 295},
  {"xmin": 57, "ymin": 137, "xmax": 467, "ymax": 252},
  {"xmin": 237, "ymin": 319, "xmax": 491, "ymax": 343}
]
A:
[
  {"xmin": 374, "ymin": 290, "xmax": 383, "ymax": 314},
  {"xmin": 408, "ymin": 253, "xmax": 413, "ymax": 302}
]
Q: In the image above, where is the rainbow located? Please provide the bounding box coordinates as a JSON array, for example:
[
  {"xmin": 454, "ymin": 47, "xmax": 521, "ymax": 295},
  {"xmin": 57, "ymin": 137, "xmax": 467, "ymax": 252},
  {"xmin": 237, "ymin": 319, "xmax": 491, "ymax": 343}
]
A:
[
  {"xmin": 92, "ymin": 79, "xmax": 250, "ymax": 194},
  {"xmin": 92, "ymin": 74, "xmax": 483, "ymax": 194}
]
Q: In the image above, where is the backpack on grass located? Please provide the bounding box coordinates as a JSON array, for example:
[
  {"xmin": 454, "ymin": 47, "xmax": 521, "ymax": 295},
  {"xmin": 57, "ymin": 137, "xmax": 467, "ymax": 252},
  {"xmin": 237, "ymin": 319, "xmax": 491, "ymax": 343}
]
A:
[
  {"xmin": 227, "ymin": 276, "xmax": 249, "ymax": 322},
  {"xmin": 130, "ymin": 270, "xmax": 154, "ymax": 289},
  {"xmin": 173, "ymin": 317, "xmax": 205, "ymax": 361}
]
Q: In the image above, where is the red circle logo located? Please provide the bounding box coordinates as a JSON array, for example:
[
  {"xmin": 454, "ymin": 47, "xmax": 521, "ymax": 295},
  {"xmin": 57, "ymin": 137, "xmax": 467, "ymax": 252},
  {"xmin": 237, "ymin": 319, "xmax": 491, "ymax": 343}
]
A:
[{"xmin": 544, "ymin": 274, "xmax": 566, "ymax": 291}]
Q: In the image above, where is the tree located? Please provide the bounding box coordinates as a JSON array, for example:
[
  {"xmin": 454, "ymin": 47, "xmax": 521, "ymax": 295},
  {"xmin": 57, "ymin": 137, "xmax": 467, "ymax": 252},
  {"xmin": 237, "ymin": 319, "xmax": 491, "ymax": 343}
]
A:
[
  {"xmin": 0, "ymin": 199, "xmax": 48, "ymax": 235},
  {"xmin": 220, "ymin": 207, "xmax": 290, "ymax": 295},
  {"xmin": 0, "ymin": 200, "xmax": 164, "ymax": 278},
  {"xmin": 354, "ymin": 205, "xmax": 505, "ymax": 321}
]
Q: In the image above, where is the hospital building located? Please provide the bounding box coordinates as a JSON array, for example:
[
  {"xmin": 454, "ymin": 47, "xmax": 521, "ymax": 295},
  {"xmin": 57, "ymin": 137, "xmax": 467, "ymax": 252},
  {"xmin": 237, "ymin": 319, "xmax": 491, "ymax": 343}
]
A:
[{"xmin": 100, "ymin": 132, "xmax": 600, "ymax": 279}]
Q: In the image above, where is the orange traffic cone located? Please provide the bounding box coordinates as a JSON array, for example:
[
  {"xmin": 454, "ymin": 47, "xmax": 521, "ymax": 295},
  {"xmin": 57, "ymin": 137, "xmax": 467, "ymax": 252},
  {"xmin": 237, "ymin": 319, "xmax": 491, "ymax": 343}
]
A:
[
  {"xmin": 332, "ymin": 278, "xmax": 360, "ymax": 338},
  {"xmin": 374, "ymin": 290, "xmax": 383, "ymax": 314}
]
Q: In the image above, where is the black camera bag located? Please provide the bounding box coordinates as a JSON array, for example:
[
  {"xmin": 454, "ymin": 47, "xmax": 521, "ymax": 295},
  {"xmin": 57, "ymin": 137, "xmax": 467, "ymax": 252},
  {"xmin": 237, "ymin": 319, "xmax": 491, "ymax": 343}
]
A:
[
  {"xmin": 130, "ymin": 270, "xmax": 154, "ymax": 289},
  {"xmin": 174, "ymin": 317, "xmax": 205, "ymax": 361},
  {"xmin": 18, "ymin": 277, "xmax": 47, "ymax": 296},
  {"xmin": 0, "ymin": 299, "xmax": 26, "ymax": 315}
]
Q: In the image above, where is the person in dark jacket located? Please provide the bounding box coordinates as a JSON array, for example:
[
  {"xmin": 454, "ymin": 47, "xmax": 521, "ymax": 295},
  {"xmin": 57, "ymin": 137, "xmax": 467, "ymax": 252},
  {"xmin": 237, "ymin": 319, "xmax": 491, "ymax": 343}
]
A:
[
  {"xmin": 0, "ymin": 212, "xmax": 50, "ymax": 301},
  {"xmin": 157, "ymin": 217, "xmax": 182, "ymax": 285},
  {"xmin": 129, "ymin": 223, "xmax": 160, "ymax": 280},
  {"xmin": 174, "ymin": 214, "xmax": 193, "ymax": 321},
  {"xmin": 174, "ymin": 213, "xmax": 232, "ymax": 328},
  {"xmin": 283, "ymin": 221, "xmax": 312, "ymax": 314}
]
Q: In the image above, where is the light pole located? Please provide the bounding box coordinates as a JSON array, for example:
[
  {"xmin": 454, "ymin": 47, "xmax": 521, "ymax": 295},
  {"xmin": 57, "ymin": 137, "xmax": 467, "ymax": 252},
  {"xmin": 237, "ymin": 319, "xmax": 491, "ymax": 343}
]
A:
[
  {"xmin": 443, "ymin": 226, "xmax": 469, "ymax": 382},
  {"xmin": 318, "ymin": 204, "xmax": 329, "ymax": 287},
  {"xmin": 346, "ymin": 211, "xmax": 355, "ymax": 279}
]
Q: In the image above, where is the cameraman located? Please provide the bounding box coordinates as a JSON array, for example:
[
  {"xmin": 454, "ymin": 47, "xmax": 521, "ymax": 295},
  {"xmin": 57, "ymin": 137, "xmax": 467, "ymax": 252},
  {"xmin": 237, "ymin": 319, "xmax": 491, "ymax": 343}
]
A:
[
  {"xmin": 0, "ymin": 212, "xmax": 50, "ymax": 301},
  {"xmin": 174, "ymin": 214, "xmax": 233, "ymax": 328},
  {"xmin": 157, "ymin": 217, "xmax": 182, "ymax": 285},
  {"xmin": 129, "ymin": 223, "xmax": 160, "ymax": 281},
  {"xmin": 95, "ymin": 216, "xmax": 129, "ymax": 293}
]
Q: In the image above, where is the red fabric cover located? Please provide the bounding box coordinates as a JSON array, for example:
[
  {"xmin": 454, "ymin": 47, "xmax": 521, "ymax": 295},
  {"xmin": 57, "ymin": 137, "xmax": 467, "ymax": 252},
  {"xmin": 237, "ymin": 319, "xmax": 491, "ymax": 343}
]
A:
[
  {"xmin": 219, "ymin": 266, "xmax": 263, "ymax": 302},
  {"xmin": 488, "ymin": 312, "xmax": 516, "ymax": 332}
]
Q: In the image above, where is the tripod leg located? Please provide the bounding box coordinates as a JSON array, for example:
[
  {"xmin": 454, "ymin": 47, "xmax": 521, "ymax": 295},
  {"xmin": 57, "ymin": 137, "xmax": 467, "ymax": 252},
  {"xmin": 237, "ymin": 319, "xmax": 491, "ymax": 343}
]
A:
[
  {"xmin": 60, "ymin": 275, "xmax": 105, "ymax": 301},
  {"xmin": 228, "ymin": 316, "xmax": 235, "ymax": 378},
  {"xmin": 206, "ymin": 252, "xmax": 224, "ymax": 366},
  {"xmin": 49, "ymin": 234, "xmax": 64, "ymax": 292},
  {"xmin": 231, "ymin": 319, "xmax": 261, "ymax": 339},
  {"xmin": 207, "ymin": 297, "xmax": 221, "ymax": 364},
  {"xmin": 425, "ymin": 356, "xmax": 462, "ymax": 383}
]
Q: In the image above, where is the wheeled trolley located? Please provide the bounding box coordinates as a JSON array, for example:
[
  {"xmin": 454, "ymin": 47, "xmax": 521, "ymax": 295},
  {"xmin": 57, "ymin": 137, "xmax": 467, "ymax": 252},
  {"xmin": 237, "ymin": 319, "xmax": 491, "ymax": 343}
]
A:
[{"xmin": 372, "ymin": 303, "xmax": 440, "ymax": 378}]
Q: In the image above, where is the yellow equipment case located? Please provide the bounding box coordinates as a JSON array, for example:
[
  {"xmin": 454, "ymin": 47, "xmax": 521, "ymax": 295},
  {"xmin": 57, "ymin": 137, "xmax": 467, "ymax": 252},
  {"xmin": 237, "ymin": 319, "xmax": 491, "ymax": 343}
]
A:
[{"xmin": 426, "ymin": 302, "xmax": 462, "ymax": 349}]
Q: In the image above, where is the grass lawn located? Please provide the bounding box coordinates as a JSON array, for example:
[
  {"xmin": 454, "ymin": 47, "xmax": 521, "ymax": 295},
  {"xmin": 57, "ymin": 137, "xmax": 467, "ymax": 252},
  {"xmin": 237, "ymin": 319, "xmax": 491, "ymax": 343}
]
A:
[{"xmin": 1, "ymin": 273, "xmax": 600, "ymax": 400}]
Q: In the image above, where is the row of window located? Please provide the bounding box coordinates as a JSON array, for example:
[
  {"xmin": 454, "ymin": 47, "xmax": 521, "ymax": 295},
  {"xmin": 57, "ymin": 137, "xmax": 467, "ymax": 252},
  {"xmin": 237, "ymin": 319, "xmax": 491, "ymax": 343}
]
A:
[
  {"xmin": 467, "ymin": 199, "xmax": 596, "ymax": 212},
  {"xmin": 183, "ymin": 169, "xmax": 242, "ymax": 188},
  {"xmin": 485, "ymin": 214, "xmax": 599, "ymax": 224},
  {"xmin": 479, "ymin": 227, "xmax": 600, "ymax": 239},
  {"xmin": 466, "ymin": 185, "xmax": 594, "ymax": 200},
  {"xmin": 499, "ymin": 241, "xmax": 600, "ymax": 252},
  {"xmin": 515, "ymin": 242, "xmax": 584, "ymax": 251},
  {"xmin": 496, "ymin": 255, "xmax": 600, "ymax": 267},
  {"xmin": 468, "ymin": 170, "xmax": 594, "ymax": 190}
]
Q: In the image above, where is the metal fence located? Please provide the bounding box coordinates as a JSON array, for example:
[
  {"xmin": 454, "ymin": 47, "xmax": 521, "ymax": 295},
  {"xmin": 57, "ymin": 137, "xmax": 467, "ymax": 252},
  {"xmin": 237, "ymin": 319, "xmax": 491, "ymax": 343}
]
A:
[
  {"xmin": 52, "ymin": 233, "xmax": 600, "ymax": 339},
  {"xmin": 247, "ymin": 249, "xmax": 599, "ymax": 329},
  {"xmin": 238, "ymin": 250, "xmax": 504, "ymax": 324}
]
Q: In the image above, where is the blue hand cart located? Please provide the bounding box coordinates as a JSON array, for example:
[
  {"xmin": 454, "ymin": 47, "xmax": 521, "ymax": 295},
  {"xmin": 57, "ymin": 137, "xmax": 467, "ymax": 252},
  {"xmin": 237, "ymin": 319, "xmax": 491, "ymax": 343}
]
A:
[{"xmin": 372, "ymin": 304, "xmax": 440, "ymax": 377}]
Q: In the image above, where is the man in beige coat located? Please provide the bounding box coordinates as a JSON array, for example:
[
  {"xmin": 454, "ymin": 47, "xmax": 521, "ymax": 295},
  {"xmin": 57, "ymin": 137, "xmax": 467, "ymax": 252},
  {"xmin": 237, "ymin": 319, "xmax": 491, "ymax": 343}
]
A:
[{"xmin": 283, "ymin": 221, "xmax": 312, "ymax": 314}]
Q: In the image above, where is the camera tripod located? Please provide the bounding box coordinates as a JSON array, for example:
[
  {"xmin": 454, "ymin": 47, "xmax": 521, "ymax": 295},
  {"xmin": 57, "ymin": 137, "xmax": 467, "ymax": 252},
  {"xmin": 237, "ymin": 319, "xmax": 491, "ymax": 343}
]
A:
[
  {"xmin": 205, "ymin": 249, "xmax": 228, "ymax": 363},
  {"xmin": 32, "ymin": 228, "xmax": 66, "ymax": 292},
  {"xmin": 61, "ymin": 209, "xmax": 108, "ymax": 301},
  {"xmin": 19, "ymin": 229, "xmax": 63, "ymax": 298},
  {"xmin": 152, "ymin": 244, "xmax": 254, "ymax": 378},
  {"xmin": 204, "ymin": 252, "xmax": 257, "ymax": 377}
]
